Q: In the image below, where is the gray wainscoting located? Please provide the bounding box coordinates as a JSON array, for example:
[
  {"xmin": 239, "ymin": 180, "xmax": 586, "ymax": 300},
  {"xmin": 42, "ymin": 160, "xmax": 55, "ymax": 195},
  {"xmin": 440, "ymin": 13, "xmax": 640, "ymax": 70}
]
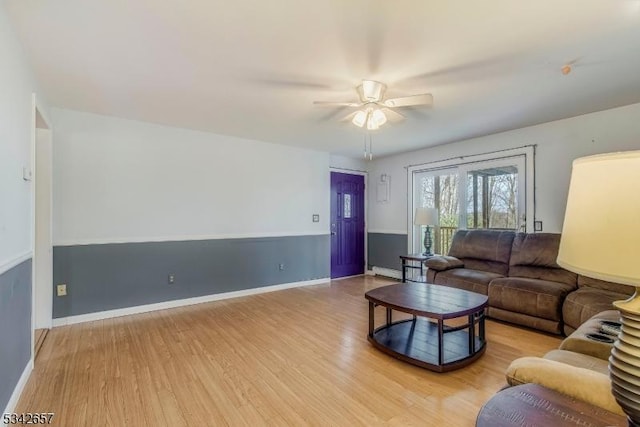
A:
[
  {"xmin": 0, "ymin": 259, "xmax": 32, "ymax": 411},
  {"xmin": 367, "ymin": 233, "xmax": 408, "ymax": 270},
  {"xmin": 53, "ymin": 234, "xmax": 330, "ymax": 318}
]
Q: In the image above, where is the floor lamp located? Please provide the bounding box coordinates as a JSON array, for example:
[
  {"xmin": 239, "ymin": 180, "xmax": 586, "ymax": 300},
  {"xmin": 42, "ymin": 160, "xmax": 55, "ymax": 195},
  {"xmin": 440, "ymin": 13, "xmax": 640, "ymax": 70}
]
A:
[
  {"xmin": 557, "ymin": 151, "xmax": 640, "ymax": 427},
  {"xmin": 414, "ymin": 207, "xmax": 438, "ymax": 256}
]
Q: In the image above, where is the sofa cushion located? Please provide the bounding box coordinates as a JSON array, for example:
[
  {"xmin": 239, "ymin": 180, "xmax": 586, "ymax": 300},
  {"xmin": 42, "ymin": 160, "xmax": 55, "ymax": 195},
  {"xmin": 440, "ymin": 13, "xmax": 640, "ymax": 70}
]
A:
[
  {"xmin": 559, "ymin": 310, "xmax": 619, "ymax": 360},
  {"xmin": 487, "ymin": 307, "xmax": 562, "ymax": 334},
  {"xmin": 458, "ymin": 258, "xmax": 510, "ymax": 276},
  {"xmin": 505, "ymin": 357, "xmax": 624, "ymax": 416},
  {"xmin": 433, "ymin": 268, "xmax": 502, "ymax": 295},
  {"xmin": 508, "ymin": 233, "xmax": 577, "ymax": 286},
  {"xmin": 489, "ymin": 277, "xmax": 575, "ymax": 321},
  {"xmin": 425, "ymin": 255, "xmax": 464, "ymax": 271},
  {"xmin": 563, "ymin": 287, "xmax": 627, "ymax": 331},
  {"xmin": 543, "ymin": 349, "xmax": 610, "ymax": 376},
  {"xmin": 578, "ymin": 275, "xmax": 634, "ymax": 296},
  {"xmin": 448, "ymin": 230, "xmax": 515, "ymax": 275},
  {"xmin": 510, "ymin": 233, "xmax": 562, "ymax": 267}
]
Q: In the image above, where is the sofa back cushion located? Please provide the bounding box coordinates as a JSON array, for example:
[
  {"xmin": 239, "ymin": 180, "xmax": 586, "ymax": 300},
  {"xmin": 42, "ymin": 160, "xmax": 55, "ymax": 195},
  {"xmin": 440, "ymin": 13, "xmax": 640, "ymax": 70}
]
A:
[
  {"xmin": 578, "ymin": 275, "xmax": 634, "ymax": 296},
  {"xmin": 448, "ymin": 230, "xmax": 515, "ymax": 275},
  {"xmin": 508, "ymin": 233, "xmax": 577, "ymax": 286}
]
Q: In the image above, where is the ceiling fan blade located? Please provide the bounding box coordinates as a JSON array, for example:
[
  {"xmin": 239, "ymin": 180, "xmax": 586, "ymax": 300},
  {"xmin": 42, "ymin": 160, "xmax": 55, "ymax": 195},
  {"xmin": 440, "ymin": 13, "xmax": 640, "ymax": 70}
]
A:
[
  {"xmin": 317, "ymin": 106, "xmax": 349, "ymax": 122},
  {"xmin": 380, "ymin": 107, "xmax": 405, "ymax": 123},
  {"xmin": 384, "ymin": 93, "xmax": 434, "ymax": 108},
  {"xmin": 313, "ymin": 101, "xmax": 362, "ymax": 107},
  {"xmin": 339, "ymin": 111, "xmax": 359, "ymax": 122}
]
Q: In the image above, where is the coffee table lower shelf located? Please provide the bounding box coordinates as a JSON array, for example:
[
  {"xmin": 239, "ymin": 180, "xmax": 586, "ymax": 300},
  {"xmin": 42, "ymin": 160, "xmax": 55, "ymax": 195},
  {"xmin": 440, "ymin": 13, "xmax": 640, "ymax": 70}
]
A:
[{"xmin": 368, "ymin": 317, "xmax": 486, "ymax": 372}]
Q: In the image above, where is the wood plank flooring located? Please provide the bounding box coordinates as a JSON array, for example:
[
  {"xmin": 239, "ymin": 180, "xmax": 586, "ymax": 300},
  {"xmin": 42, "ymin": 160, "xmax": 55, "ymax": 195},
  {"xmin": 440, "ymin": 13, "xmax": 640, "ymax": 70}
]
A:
[{"xmin": 16, "ymin": 276, "xmax": 561, "ymax": 426}]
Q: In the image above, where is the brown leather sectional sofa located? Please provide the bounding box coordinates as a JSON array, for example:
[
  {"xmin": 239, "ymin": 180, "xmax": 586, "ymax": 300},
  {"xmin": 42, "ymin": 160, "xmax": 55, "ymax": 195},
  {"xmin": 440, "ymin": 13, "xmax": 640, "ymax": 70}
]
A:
[{"xmin": 426, "ymin": 229, "xmax": 632, "ymax": 335}]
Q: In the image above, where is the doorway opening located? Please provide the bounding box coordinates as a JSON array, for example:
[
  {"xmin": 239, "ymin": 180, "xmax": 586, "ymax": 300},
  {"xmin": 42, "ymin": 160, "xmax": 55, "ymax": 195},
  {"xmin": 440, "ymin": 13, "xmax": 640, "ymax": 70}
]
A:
[{"xmin": 31, "ymin": 97, "xmax": 52, "ymax": 359}]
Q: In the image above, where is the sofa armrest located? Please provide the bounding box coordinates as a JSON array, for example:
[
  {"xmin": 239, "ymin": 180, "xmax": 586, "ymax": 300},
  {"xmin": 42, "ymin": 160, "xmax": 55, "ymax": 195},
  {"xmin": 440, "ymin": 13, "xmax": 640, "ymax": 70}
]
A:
[
  {"xmin": 506, "ymin": 356, "xmax": 624, "ymax": 416},
  {"xmin": 425, "ymin": 255, "xmax": 464, "ymax": 272}
]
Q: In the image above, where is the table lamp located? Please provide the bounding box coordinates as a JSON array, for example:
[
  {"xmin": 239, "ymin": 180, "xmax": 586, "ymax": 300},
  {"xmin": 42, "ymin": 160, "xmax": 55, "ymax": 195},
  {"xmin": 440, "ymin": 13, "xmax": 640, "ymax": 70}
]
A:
[
  {"xmin": 557, "ymin": 151, "xmax": 640, "ymax": 427},
  {"xmin": 414, "ymin": 207, "xmax": 438, "ymax": 256}
]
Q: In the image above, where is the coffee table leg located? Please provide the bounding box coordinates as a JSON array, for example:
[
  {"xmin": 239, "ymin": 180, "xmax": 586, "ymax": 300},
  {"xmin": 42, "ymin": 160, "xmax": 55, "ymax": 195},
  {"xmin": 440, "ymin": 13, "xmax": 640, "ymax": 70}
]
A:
[
  {"xmin": 468, "ymin": 314, "xmax": 476, "ymax": 354},
  {"xmin": 438, "ymin": 319, "xmax": 444, "ymax": 366},
  {"xmin": 479, "ymin": 310, "xmax": 486, "ymax": 341},
  {"xmin": 369, "ymin": 302, "xmax": 375, "ymax": 335},
  {"xmin": 386, "ymin": 308, "xmax": 392, "ymax": 326},
  {"xmin": 401, "ymin": 258, "xmax": 407, "ymax": 282}
]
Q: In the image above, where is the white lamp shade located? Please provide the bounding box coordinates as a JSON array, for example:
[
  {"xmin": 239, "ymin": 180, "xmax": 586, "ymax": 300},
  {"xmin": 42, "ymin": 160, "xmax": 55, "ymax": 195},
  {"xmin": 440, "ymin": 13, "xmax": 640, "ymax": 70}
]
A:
[
  {"xmin": 557, "ymin": 151, "xmax": 640, "ymax": 287},
  {"xmin": 414, "ymin": 207, "xmax": 438, "ymax": 226}
]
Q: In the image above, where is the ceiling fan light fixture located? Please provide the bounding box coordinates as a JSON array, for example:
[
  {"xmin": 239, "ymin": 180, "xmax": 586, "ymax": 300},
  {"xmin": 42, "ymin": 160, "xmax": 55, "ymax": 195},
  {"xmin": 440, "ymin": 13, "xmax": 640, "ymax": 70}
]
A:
[
  {"xmin": 372, "ymin": 109, "xmax": 387, "ymax": 126},
  {"xmin": 366, "ymin": 117, "xmax": 379, "ymax": 131},
  {"xmin": 352, "ymin": 110, "xmax": 367, "ymax": 127},
  {"xmin": 360, "ymin": 80, "xmax": 386, "ymax": 102}
]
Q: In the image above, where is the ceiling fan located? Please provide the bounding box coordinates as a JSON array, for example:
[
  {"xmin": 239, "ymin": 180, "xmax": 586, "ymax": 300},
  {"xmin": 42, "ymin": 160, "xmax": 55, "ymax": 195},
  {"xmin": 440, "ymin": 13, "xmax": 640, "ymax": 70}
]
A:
[{"xmin": 313, "ymin": 80, "xmax": 433, "ymax": 130}]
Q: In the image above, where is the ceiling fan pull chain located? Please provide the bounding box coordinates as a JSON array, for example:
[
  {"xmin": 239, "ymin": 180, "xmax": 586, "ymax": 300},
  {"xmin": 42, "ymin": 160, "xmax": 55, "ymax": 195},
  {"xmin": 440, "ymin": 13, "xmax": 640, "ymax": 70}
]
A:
[
  {"xmin": 363, "ymin": 133, "xmax": 368, "ymax": 159},
  {"xmin": 369, "ymin": 133, "xmax": 373, "ymax": 161}
]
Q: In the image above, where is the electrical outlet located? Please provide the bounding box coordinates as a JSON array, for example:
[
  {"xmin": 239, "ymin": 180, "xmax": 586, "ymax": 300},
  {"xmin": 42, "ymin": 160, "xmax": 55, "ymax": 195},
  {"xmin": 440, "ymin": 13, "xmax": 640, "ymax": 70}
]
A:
[
  {"xmin": 56, "ymin": 284, "xmax": 67, "ymax": 297},
  {"xmin": 279, "ymin": 263, "xmax": 285, "ymax": 271},
  {"xmin": 534, "ymin": 221, "xmax": 543, "ymax": 232},
  {"xmin": 168, "ymin": 274, "xmax": 175, "ymax": 284},
  {"xmin": 312, "ymin": 214, "xmax": 320, "ymax": 223}
]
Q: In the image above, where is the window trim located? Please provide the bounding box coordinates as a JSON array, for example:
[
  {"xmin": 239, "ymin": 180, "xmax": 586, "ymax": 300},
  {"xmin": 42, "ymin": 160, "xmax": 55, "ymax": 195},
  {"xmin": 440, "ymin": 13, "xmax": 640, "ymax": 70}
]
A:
[{"xmin": 406, "ymin": 146, "xmax": 535, "ymax": 253}]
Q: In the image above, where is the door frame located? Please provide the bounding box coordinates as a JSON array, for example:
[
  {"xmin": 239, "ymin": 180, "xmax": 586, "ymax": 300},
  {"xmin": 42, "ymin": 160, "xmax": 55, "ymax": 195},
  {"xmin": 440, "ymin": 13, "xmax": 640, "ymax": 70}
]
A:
[
  {"xmin": 329, "ymin": 167, "xmax": 368, "ymax": 276},
  {"xmin": 406, "ymin": 146, "xmax": 535, "ymax": 253},
  {"xmin": 30, "ymin": 93, "xmax": 53, "ymax": 358}
]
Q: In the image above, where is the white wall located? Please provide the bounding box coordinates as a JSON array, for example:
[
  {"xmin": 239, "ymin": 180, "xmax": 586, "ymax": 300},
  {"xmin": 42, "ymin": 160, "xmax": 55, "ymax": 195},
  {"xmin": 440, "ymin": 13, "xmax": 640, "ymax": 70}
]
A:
[
  {"xmin": 368, "ymin": 102, "xmax": 640, "ymax": 234},
  {"xmin": 329, "ymin": 154, "xmax": 368, "ymax": 172},
  {"xmin": 52, "ymin": 109, "xmax": 330, "ymax": 245},
  {"xmin": 0, "ymin": 3, "xmax": 46, "ymax": 268}
]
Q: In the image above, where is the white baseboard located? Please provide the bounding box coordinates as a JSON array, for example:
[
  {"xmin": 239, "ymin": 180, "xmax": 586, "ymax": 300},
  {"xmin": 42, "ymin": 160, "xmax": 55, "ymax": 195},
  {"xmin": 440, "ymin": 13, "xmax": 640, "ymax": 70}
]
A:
[
  {"xmin": 371, "ymin": 266, "xmax": 402, "ymax": 280},
  {"xmin": 52, "ymin": 278, "xmax": 329, "ymax": 327},
  {"xmin": 330, "ymin": 274, "xmax": 365, "ymax": 281},
  {"xmin": 3, "ymin": 359, "xmax": 33, "ymax": 416},
  {"xmin": 365, "ymin": 270, "xmax": 376, "ymax": 276}
]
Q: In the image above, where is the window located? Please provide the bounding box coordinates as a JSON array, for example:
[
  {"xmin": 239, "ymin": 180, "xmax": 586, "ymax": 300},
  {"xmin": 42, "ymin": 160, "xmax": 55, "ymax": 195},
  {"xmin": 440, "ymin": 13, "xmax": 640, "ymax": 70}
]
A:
[
  {"xmin": 343, "ymin": 193, "xmax": 352, "ymax": 218},
  {"xmin": 408, "ymin": 147, "xmax": 534, "ymax": 254},
  {"xmin": 414, "ymin": 168, "xmax": 460, "ymax": 255},
  {"xmin": 466, "ymin": 166, "xmax": 519, "ymax": 229}
]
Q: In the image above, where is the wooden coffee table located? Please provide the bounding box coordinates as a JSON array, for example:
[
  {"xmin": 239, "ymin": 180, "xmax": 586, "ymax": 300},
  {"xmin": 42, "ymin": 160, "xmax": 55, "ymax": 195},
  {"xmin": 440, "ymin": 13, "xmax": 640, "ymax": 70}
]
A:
[{"xmin": 365, "ymin": 282, "xmax": 488, "ymax": 372}]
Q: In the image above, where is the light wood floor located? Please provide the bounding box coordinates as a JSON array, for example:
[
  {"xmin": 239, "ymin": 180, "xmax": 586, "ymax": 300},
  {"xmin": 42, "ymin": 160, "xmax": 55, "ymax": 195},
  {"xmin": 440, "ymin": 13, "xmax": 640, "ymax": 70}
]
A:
[{"xmin": 17, "ymin": 276, "xmax": 561, "ymax": 426}]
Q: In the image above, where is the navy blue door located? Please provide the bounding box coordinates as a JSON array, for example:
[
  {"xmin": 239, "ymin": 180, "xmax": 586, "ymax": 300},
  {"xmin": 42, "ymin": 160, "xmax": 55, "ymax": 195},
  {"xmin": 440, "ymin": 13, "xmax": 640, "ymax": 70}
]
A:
[{"xmin": 330, "ymin": 172, "xmax": 365, "ymax": 278}]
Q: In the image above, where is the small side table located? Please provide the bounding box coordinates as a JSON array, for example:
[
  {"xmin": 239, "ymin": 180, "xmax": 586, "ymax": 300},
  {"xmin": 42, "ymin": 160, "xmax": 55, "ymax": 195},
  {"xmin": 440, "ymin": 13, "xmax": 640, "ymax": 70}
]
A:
[
  {"xmin": 476, "ymin": 383, "xmax": 626, "ymax": 427},
  {"xmin": 399, "ymin": 253, "xmax": 431, "ymax": 283}
]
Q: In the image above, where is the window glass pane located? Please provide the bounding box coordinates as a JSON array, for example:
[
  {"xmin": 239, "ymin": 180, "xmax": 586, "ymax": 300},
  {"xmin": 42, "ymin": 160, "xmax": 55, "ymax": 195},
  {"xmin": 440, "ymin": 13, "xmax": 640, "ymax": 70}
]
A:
[
  {"xmin": 466, "ymin": 166, "xmax": 518, "ymax": 229},
  {"xmin": 344, "ymin": 193, "xmax": 352, "ymax": 218},
  {"xmin": 417, "ymin": 172, "xmax": 459, "ymax": 254}
]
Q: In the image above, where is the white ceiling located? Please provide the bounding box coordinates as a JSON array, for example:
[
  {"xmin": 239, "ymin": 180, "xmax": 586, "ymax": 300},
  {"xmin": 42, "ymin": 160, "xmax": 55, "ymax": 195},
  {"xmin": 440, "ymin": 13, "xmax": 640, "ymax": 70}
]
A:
[{"xmin": 6, "ymin": 0, "xmax": 640, "ymax": 157}]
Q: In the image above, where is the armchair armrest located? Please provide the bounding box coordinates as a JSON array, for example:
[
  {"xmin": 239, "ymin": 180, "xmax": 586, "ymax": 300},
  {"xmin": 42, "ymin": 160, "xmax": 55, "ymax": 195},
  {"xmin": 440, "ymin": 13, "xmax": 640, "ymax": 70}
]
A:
[
  {"xmin": 425, "ymin": 255, "xmax": 464, "ymax": 272},
  {"xmin": 506, "ymin": 356, "xmax": 624, "ymax": 416}
]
